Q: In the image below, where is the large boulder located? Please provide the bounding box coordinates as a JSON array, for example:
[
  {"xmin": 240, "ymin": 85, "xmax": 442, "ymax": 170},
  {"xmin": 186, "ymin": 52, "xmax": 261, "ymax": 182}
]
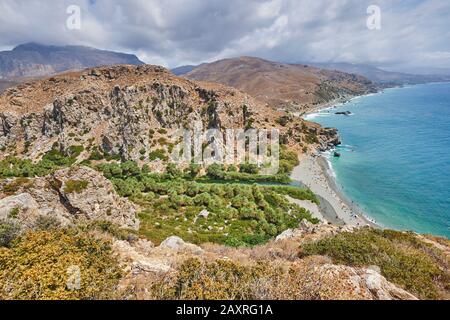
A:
[
  {"xmin": 159, "ymin": 236, "xmax": 203, "ymax": 255},
  {"xmin": 53, "ymin": 166, "xmax": 139, "ymax": 230},
  {"xmin": 313, "ymin": 263, "xmax": 418, "ymax": 300},
  {"xmin": 0, "ymin": 166, "xmax": 139, "ymax": 230},
  {"xmin": 113, "ymin": 240, "xmax": 171, "ymax": 274}
]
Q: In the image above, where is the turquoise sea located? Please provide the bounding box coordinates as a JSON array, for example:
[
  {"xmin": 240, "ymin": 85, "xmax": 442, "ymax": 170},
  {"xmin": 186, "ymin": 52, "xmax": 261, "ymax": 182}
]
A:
[{"xmin": 305, "ymin": 82, "xmax": 450, "ymax": 238}]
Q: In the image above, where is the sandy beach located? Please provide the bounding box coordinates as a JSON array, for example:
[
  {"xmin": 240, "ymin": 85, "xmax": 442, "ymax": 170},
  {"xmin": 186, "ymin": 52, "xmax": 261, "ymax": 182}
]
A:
[{"xmin": 291, "ymin": 154, "xmax": 379, "ymax": 227}]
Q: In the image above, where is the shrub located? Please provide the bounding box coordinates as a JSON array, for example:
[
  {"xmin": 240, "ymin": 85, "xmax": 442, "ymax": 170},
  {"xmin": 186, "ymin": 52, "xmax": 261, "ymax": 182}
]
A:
[
  {"xmin": 0, "ymin": 229, "xmax": 122, "ymax": 300},
  {"xmin": 88, "ymin": 147, "xmax": 104, "ymax": 161},
  {"xmin": 8, "ymin": 207, "xmax": 20, "ymax": 219},
  {"xmin": 276, "ymin": 115, "xmax": 290, "ymax": 126},
  {"xmin": 0, "ymin": 220, "xmax": 21, "ymax": 247},
  {"xmin": 206, "ymin": 164, "xmax": 225, "ymax": 179},
  {"xmin": 166, "ymin": 163, "xmax": 183, "ymax": 178},
  {"xmin": 33, "ymin": 216, "xmax": 61, "ymax": 231},
  {"xmin": 43, "ymin": 149, "xmax": 76, "ymax": 166},
  {"xmin": 149, "ymin": 149, "xmax": 168, "ymax": 161},
  {"xmin": 186, "ymin": 163, "xmax": 201, "ymax": 179},
  {"xmin": 64, "ymin": 180, "xmax": 89, "ymax": 194},
  {"xmin": 153, "ymin": 258, "xmax": 273, "ymax": 299},
  {"xmin": 67, "ymin": 145, "xmax": 84, "ymax": 158},
  {"xmin": 240, "ymin": 163, "xmax": 259, "ymax": 174}
]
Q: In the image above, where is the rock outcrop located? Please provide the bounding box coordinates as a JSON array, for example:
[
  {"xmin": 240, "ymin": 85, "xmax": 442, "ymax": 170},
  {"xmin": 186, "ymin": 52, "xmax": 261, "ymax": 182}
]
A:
[
  {"xmin": 0, "ymin": 166, "xmax": 139, "ymax": 230},
  {"xmin": 113, "ymin": 239, "xmax": 171, "ymax": 274},
  {"xmin": 311, "ymin": 263, "xmax": 418, "ymax": 300}
]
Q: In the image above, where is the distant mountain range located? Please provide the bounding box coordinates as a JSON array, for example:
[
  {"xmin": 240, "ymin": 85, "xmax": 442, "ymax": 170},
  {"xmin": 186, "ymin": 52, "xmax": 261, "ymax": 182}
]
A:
[
  {"xmin": 0, "ymin": 43, "xmax": 144, "ymax": 79},
  {"xmin": 171, "ymin": 65, "xmax": 197, "ymax": 76},
  {"xmin": 0, "ymin": 80, "xmax": 17, "ymax": 92},
  {"xmin": 174, "ymin": 61, "xmax": 450, "ymax": 86},
  {"xmin": 181, "ymin": 56, "xmax": 377, "ymax": 112},
  {"xmin": 2, "ymin": 42, "xmax": 448, "ymax": 104},
  {"xmin": 303, "ymin": 62, "xmax": 450, "ymax": 85}
]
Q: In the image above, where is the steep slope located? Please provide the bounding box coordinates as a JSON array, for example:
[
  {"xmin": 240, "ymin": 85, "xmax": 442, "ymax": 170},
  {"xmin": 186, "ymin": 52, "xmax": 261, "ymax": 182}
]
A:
[
  {"xmin": 184, "ymin": 57, "xmax": 377, "ymax": 112},
  {"xmin": 0, "ymin": 64, "xmax": 338, "ymax": 164},
  {"xmin": 0, "ymin": 43, "xmax": 144, "ymax": 79}
]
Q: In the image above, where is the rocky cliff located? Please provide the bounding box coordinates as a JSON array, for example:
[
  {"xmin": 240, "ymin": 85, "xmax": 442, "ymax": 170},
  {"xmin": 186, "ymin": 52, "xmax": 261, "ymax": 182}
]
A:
[{"xmin": 0, "ymin": 64, "xmax": 340, "ymax": 163}]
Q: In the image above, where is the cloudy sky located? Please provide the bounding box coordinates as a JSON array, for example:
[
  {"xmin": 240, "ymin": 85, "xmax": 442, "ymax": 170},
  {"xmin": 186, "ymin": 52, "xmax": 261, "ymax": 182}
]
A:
[{"xmin": 0, "ymin": 0, "xmax": 449, "ymax": 71}]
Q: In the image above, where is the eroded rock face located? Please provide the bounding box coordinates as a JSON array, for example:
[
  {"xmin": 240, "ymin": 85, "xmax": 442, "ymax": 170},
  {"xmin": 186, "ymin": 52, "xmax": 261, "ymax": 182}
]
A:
[
  {"xmin": 0, "ymin": 166, "xmax": 139, "ymax": 230},
  {"xmin": 1, "ymin": 65, "xmax": 342, "ymax": 164},
  {"xmin": 0, "ymin": 65, "xmax": 270, "ymax": 163},
  {"xmin": 312, "ymin": 264, "xmax": 418, "ymax": 300},
  {"xmin": 317, "ymin": 127, "xmax": 341, "ymax": 151},
  {"xmin": 53, "ymin": 166, "xmax": 139, "ymax": 229}
]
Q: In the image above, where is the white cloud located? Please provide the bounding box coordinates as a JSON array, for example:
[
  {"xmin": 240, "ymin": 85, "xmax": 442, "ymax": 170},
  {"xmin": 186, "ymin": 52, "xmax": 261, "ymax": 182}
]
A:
[{"xmin": 0, "ymin": 0, "xmax": 449, "ymax": 69}]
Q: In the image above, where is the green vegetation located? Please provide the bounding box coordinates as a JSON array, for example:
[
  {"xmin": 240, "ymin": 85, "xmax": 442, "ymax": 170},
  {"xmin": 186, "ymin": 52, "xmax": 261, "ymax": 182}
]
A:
[
  {"xmin": 64, "ymin": 179, "xmax": 89, "ymax": 194},
  {"xmin": 276, "ymin": 115, "xmax": 291, "ymax": 127},
  {"xmin": 88, "ymin": 147, "xmax": 121, "ymax": 161},
  {"xmin": 148, "ymin": 149, "xmax": 168, "ymax": 161},
  {"xmin": 95, "ymin": 161, "xmax": 318, "ymax": 246},
  {"xmin": 0, "ymin": 148, "xmax": 81, "ymax": 178},
  {"xmin": 0, "ymin": 220, "xmax": 20, "ymax": 247},
  {"xmin": 300, "ymin": 228, "xmax": 450, "ymax": 299},
  {"xmin": 305, "ymin": 133, "xmax": 319, "ymax": 144},
  {"xmin": 0, "ymin": 157, "xmax": 59, "ymax": 178},
  {"xmin": 202, "ymin": 163, "xmax": 290, "ymax": 184},
  {"xmin": 1, "ymin": 141, "xmax": 313, "ymax": 248},
  {"xmin": 0, "ymin": 228, "xmax": 122, "ymax": 300},
  {"xmin": 2, "ymin": 178, "xmax": 33, "ymax": 195},
  {"xmin": 198, "ymin": 147, "xmax": 299, "ymax": 184},
  {"xmin": 88, "ymin": 147, "xmax": 104, "ymax": 161},
  {"xmin": 8, "ymin": 207, "xmax": 20, "ymax": 219}
]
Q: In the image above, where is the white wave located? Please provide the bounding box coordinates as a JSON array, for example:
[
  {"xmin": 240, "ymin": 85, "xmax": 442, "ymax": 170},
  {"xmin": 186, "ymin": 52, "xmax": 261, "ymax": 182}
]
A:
[
  {"xmin": 303, "ymin": 112, "xmax": 331, "ymax": 120},
  {"xmin": 324, "ymin": 156, "xmax": 337, "ymax": 179}
]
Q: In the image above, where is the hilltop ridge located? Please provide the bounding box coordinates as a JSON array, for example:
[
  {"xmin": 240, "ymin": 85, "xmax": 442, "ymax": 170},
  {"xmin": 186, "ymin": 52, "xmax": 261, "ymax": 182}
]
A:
[{"xmin": 183, "ymin": 56, "xmax": 377, "ymax": 112}]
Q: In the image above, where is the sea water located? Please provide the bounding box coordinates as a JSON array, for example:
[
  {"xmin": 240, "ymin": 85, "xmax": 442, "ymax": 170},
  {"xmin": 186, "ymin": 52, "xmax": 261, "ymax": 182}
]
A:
[{"xmin": 306, "ymin": 82, "xmax": 450, "ymax": 238}]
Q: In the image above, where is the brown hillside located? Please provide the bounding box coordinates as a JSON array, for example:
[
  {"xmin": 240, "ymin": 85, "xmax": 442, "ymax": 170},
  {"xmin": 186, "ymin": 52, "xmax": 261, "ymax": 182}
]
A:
[
  {"xmin": 185, "ymin": 56, "xmax": 377, "ymax": 112},
  {"xmin": 0, "ymin": 64, "xmax": 339, "ymax": 163}
]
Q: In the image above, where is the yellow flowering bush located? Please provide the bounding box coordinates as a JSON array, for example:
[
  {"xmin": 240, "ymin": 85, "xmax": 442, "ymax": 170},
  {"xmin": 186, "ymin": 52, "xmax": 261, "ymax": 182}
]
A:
[{"xmin": 0, "ymin": 229, "xmax": 122, "ymax": 300}]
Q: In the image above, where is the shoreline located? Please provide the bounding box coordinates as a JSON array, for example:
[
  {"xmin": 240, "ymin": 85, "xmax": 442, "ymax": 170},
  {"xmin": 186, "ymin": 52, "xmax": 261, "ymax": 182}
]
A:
[
  {"xmin": 291, "ymin": 154, "xmax": 379, "ymax": 228},
  {"xmin": 291, "ymin": 96, "xmax": 351, "ymax": 118},
  {"xmin": 290, "ymin": 91, "xmax": 386, "ymax": 228}
]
